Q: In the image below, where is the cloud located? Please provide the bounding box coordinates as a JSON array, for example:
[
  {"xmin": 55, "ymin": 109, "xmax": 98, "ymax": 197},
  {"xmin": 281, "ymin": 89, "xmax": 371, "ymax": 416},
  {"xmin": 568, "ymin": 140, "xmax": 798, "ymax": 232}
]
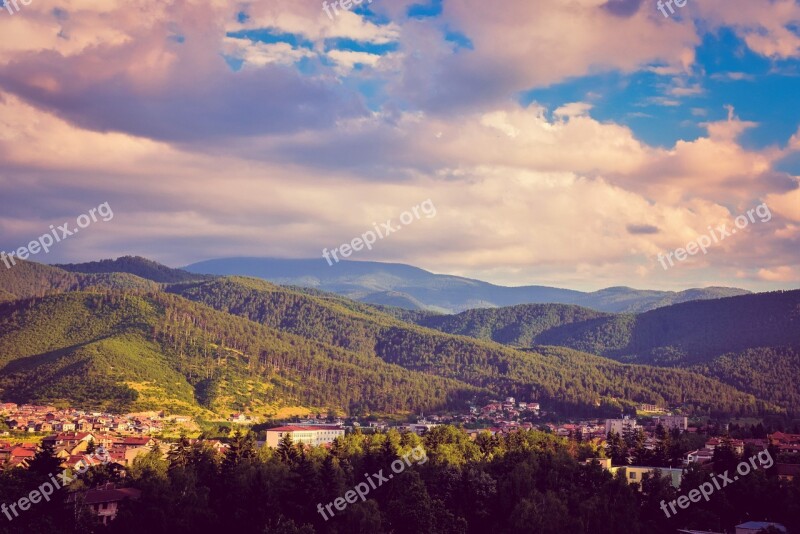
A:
[{"xmin": 627, "ymin": 224, "xmax": 660, "ymax": 235}]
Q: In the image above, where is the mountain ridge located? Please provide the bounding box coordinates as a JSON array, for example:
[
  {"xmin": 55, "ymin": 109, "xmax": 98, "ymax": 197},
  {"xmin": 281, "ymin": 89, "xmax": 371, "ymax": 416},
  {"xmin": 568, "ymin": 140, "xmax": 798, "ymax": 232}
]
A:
[{"xmin": 182, "ymin": 256, "xmax": 751, "ymax": 313}]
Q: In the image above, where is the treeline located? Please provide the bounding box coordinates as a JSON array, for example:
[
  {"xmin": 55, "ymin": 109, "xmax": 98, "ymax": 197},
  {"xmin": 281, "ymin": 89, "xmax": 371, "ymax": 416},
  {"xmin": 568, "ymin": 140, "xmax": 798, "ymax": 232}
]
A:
[{"xmin": 1, "ymin": 426, "xmax": 798, "ymax": 533}]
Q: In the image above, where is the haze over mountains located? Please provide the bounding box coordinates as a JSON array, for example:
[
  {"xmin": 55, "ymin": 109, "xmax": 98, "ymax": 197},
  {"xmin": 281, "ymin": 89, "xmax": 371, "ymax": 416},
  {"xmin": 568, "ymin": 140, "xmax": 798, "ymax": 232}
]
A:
[
  {"xmin": 2, "ymin": 257, "xmax": 796, "ymax": 418},
  {"xmin": 183, "ymin": 257, "xmax": 750, "ymax": 313}
]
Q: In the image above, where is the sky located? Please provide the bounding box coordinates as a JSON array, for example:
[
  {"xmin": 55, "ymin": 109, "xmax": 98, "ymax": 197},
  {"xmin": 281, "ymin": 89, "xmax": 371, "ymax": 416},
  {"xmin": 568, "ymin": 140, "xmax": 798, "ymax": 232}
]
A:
[{"xmin": 0, "ymin": 0, "xmax": 798, "ymax": 292}]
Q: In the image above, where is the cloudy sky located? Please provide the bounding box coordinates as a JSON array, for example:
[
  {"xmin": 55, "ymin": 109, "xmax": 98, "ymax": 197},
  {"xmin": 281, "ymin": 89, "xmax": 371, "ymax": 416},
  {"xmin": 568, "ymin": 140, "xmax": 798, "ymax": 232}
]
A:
[{"xmin": 0, "ymin": 0, "xmax": 798, "ymax": 291}]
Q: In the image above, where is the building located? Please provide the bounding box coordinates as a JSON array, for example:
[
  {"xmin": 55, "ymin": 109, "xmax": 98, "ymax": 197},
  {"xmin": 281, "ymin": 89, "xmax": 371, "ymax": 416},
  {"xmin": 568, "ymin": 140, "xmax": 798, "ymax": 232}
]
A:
[
  {"xmin": 588, "ymin": 458, "xmax": 683, "ymax": 489},
  {"xmin": 777, "ymin": 464, "xmax": 800, "ymax": 482},
  {"xmin": 605, "ymin": 417, "xmax": 639, "ymax": 436},
  {"xmin": 612, "ymin": 466, "xmax": 684, "ymax": 489},
  {"xmin": 265, "ymin": 425, "xmax": 344, "ymax": 448},
  {"xmin": 638, "ymin": 403, "xmax": 665, "ymax": 413},
  {"xmin": 769, "ymin": 432, "xmax": 800, "ymax": 454},
  {"xmin": 67, "ymin": 484, "xmax": 141, "ymax": 525},
  {"xmin": 654, "ymin": 415, "xmax": 688, "ymax": 431},
  {"xmin": 685, "ymin": 448, "xmax": 714, "ymax": 465}
]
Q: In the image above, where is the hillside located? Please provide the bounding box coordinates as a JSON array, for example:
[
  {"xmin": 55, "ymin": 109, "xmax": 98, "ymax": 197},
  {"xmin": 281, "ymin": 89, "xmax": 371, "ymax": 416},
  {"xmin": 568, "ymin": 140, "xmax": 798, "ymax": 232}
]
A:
[
  {"xmin": 405, "ymin": 292, "xmax": 800, "ymax": 413},
  {"xmin": 166, "ymin": 276, "xmax": 773, "ymax": 416},
  {"xmin": 0, "ymin": 291, "xmax": 480, "ymax": 415},
  {"xmin": 0, "ymin": 260, "xmax": 160, "ymax": 300},
  {"xmin": 183, "ymin": 257, "xmax": 750, "ymax": 313},
  {"xmin": 414, "ymin": 303, "xmax": 612, "ymax": 347},
  {"xmin": 534, "ymin": 290, "xmax": 800, "ymax": 364}
]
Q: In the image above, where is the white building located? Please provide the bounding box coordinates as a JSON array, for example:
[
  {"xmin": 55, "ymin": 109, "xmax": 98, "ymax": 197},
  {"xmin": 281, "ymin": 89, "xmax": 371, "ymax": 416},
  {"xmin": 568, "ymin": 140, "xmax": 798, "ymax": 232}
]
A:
[
  {"xmin": 605, "ymin": 416, "xmax": 640, "ymax": 436},
  {"xmin": 265, "ymin": 425, "xmax": 344, "ymax": 448},
  {"xmin": 654, "ymin": 415, "xmax": 688, "ymax": 431}
]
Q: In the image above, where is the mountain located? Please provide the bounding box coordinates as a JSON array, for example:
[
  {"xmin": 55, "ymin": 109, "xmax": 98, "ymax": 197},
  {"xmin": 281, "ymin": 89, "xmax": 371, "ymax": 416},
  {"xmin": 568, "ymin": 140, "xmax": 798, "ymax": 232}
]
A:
[
  {"xmin": 0, "ymin": 259, "xmax": 161, "ymax": 300},
  {"xmin": 0, "ymin": 258, "xmax": 784, "ymax": 416},
  {"xmin": 56, "ymin": 255, "xmax": 209, "ymax": 284},
  {"xmin": 402, "ymin": 292, "xmax": 800, "ymax": 413},
  {"xmin": 0, "ymin": 291, "xmax": 480, "ymax": 415},
  {"xmin": 183, "ymin": 257, "xmax": 750, "ymax": 313},
  {"xmin": 166, "ymin": 276, "xmax": 773, "ymax": 416}
]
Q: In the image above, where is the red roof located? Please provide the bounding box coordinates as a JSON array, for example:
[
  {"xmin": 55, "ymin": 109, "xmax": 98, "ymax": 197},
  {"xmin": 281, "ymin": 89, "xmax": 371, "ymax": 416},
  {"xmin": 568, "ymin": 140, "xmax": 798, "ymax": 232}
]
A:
[
  {"xmin": 10, "ymin": 447, "xmax": 35, "ymax": 458},
  {"xmin": 120, "ymin": 437, "xmax": 152, "ymax": 446}
]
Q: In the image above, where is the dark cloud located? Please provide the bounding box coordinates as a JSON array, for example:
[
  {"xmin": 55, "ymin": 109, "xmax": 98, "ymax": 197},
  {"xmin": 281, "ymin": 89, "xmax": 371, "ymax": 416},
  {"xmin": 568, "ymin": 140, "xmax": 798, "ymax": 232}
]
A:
[
  {"xmin": 0, "ymin": 49, "xmax": 366, "ymax": 143},
  {"xmin": 602, "ymin": 0, "xmax": 644, "ymax": 18},
  {"xmin": 626, "ymin": 223, "xmax": 660, "ymax": 234}
]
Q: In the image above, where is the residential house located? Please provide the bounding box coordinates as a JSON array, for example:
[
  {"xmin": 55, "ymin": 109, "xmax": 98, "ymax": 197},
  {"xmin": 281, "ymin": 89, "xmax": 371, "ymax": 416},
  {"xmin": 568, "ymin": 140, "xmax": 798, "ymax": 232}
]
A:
[{"xmin": 67, "ymin": 484, "xmax": 141, "ymax": 525}]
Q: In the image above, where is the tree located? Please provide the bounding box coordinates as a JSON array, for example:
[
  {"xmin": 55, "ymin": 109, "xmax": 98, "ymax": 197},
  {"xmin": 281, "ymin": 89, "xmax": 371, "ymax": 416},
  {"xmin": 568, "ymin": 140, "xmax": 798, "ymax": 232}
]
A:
[
  {"xmin": 277, "ymin": 433, "xmax": 299, "ymax": 466},
  {"xmin": 607, "ymin": 431, "xmax": 628, "ymax": 466},
  {"xmin": 28, "ymin": 441, "xmax": 62, "ymax": 479},
  {"xmin": 167, "ymin": 434, "xmax": 192, "ymax": 471}
]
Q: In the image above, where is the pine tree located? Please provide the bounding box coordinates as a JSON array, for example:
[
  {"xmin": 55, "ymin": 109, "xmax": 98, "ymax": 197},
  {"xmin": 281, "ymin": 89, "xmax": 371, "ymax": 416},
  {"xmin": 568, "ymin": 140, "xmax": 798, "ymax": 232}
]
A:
[
  {"xmin": 29, "ymin": 440, "xmax": 63, "ymax": 478},
  {"xmin": 277, "ymin": 433, "xmax": 299, "ymax": 465}
]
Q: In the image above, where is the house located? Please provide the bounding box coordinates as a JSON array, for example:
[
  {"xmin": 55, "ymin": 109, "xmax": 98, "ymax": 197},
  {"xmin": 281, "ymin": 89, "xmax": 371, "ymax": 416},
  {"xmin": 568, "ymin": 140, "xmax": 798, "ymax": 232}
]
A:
[
  {"xmin": 705, "ymin": 438, "xmax": 744, "ymax": 455},
  {"xmin": 777, "ymin": 464, "xmax": 800, "ymax": 482},
  {"xmin": 229, "ymin": 413, "xmax": 252, "ymax": 424},
  {"xmin": 685, "ymin": 449, "xmax": 714, "ymax": 465},
  {"xmin": 735, "ymin": 522, "xmax": 786, "ymax": 534},
  {"xmin": 35, "ymin": 422, "xmax": 54, "ymax": 433},
  {"xmin": 768, "ymin": 432, "xmax": 800, "ymax": 444},
  {"xmin": 67, "ymin": 484, "xmax": 141, "ymax": 525},
  {"xmin": 265, "ymin": 425, "xmax": 344, "ymax": 448},
  {"xmin": 42, "ymin": 432, "xmax": 97, "ymax": 455}
]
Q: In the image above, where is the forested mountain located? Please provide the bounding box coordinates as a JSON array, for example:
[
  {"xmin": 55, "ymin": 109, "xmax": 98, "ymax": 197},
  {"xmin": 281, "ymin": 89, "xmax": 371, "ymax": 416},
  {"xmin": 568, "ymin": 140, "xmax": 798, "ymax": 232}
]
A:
[
  {"xmin": 403, "ymin": 292, "xmax": 800, "ymax": 413},
  {"xmin": 183, "ymin": 257, "xmax": 750, "ymax": 313},
  {"xmin": 0, "ymin": 259, "xmax": 790, "ymax": 416},
  {"xmin": 0, "ymin": 292, "xmax": 480, "ymax": 415},
  {"xmin": 412, "ymin": 304, "xmax": 612, "ymax": 347},
  {"xmin": 166, "ymin": 277, "xmax": 773, "ymax": 416},
  {"xmin": 0, "ymin": 260, "xmax": 160, "ymax": 300},
  {"xmin": 57, "ymin": 255, "xmax": 209, "ymax": 283},
  {"xmin": 534, "ymin": 290, "xmax": 800, "ymax": 365}
]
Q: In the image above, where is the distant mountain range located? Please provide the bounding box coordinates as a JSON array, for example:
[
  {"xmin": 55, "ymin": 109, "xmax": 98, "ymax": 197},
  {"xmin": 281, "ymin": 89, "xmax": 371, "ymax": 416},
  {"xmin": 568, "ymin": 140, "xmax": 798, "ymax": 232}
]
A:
[
  {"xmin": 182, "ymin": 257, "xmax": 751, "ymax": 313},
  {"xmin": 0, "ymin": 256, "xmax": 789, "ymax": 417}
]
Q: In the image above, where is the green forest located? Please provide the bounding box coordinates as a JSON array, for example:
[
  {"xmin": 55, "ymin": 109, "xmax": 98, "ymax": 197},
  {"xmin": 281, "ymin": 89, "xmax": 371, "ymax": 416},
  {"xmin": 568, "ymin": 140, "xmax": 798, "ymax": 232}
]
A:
[{"xmin": 1, "ymin": 426, "xmax": 797, "ymax": 534}]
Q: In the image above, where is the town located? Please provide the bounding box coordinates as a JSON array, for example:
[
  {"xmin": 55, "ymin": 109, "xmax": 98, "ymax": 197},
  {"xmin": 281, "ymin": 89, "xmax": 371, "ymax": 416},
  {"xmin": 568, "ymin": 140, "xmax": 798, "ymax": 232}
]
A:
[{"xmin": 2, "ymin": 398, "xmax": 799, "ymax": 528}]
